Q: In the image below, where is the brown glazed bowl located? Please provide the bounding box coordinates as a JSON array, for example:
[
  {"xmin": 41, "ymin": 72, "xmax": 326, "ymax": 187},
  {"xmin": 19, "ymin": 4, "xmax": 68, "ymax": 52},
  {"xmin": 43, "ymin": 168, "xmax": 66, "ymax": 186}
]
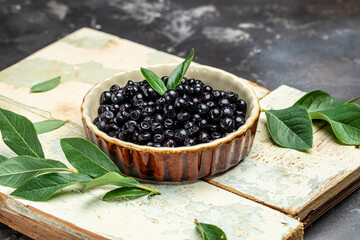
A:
[{"xmin": 81, "ymin": 64, "xmax": 260, "ymax": 182}]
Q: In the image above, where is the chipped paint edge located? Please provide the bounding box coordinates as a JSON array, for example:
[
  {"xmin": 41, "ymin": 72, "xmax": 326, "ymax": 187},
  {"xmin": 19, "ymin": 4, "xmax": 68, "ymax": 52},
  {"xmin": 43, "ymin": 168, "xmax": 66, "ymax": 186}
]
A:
[
  {"xmin": 294, "ymin": 165, "xmax": 360, "ymax": 223},
  {"xmin": 0, "ymin": 192, "xmax": 108, "ymax": 240}
]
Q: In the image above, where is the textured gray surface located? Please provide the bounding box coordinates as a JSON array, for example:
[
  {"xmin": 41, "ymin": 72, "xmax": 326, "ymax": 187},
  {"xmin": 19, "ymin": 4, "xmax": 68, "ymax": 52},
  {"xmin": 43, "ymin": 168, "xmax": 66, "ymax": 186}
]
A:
[{"xmin": 0, "ymin": 0, "xmax": 359, "ymax": 239}]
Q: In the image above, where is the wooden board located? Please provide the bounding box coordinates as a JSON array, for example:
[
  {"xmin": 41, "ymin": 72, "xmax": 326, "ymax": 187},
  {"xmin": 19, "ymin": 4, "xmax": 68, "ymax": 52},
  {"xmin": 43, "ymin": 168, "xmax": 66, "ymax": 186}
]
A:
[
  {"xmin": 208, "ymin": 85, "xmax": 360, "ymax": 225},
  {"xmin": 0, "ymin": 28, "xmax": 303, "ymax": 239}
]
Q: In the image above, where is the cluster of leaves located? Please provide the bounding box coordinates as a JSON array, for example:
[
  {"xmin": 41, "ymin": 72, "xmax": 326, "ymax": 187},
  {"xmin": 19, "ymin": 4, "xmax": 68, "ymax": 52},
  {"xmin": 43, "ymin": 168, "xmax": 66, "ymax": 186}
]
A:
[
  {"xmin": 0, "ymin": 108, "xmax": 161, "ymax": 201},
  {"xmin": 262, "ymin": 90, "xmax": 360, "ymax": 150},
  {"xmin": 141, "ymin": 49, "xmax": 194, "ymax": 95}
]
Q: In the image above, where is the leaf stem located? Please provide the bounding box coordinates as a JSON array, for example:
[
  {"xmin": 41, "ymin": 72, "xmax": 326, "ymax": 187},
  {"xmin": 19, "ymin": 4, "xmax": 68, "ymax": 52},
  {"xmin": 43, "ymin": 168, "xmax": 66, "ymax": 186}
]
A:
[
  {"xmin": 260, "ymin": 108, "xmax": 267, "ymax": 112},
  {"xmin": 66, "ymin": 169, "xmax": 79, "ymax": 174},
  {"xmin": 346, "ymin": 96, "xmax": 360, "ymax": 104},
  {"xmin": 138, "ymin": 184, "xmax": 162, "ymax": 196}
]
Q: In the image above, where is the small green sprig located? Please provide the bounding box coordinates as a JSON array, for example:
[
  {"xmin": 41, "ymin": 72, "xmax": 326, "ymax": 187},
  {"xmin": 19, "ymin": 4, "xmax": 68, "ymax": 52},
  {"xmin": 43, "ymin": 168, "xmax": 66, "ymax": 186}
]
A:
[
  {"xmin": 0, "ymin": 108, "xmax": 161, "ymax": 201},
  {"xmin": 141, "ymin": 49, "xmax": 194, "ymax": 95},
  {"xmin": 195, "ymin": 219, "xmax": 227, "ymax": 240},
  {"xmin": 262, "ymin": 90, "xmax": 360, "ymax": 150},
  {"xmin": 30, "ymin": 76, "xmax": 61, "ymax": 93}
]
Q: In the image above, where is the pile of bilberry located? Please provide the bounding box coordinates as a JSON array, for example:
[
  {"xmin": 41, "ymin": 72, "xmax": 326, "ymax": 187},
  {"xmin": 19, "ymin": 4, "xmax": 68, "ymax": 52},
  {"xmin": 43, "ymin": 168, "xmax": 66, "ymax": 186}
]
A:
[{"xmin": 93, "ymin": 77, "xmax": 247, "ymax": 147}]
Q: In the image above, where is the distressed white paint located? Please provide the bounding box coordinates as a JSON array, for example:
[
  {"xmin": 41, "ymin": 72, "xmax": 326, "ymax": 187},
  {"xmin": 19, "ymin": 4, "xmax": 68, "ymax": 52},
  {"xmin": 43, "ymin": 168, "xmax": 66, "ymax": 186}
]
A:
[
  {"xmin": 0, "ymin": 97, "xmax": 301, "ymax": 239},
  {"xmin": 211, "ymin": 85, "xmax": 360, "ymax": 215}
]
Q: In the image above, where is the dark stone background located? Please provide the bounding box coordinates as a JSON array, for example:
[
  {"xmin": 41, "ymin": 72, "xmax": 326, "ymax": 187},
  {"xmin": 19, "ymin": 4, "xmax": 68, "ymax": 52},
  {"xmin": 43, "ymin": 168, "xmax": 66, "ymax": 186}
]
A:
[{"xmin": 0, "ymin": 0, "xmax": 359, "ymax": 239}]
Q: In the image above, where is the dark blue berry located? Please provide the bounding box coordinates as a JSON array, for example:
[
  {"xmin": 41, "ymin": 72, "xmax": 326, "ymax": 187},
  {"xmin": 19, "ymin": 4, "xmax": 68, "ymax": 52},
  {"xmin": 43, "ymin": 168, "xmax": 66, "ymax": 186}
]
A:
[
  {"xmin": 210, "ymin": 124, "xmax": 218, "ymax": 132},
  {"xmin": 100, "ymin": 91, "xmax": 112, "ymax": 104},
  {"xmin": 103, "ymin": 111, "xmax": 114, "ymax": 120},
  {"xmin": 110, "ymin": 84, "xmax": 121, "ymax": 92},
  {"xmin": 219, "ymin": 98, "xmax": 230, "ymax": 107},
  {"xmin": 151, "ymin": 122, "xmax": 163, "ymax": 133},
  {"xmin": 164, "ymin": 139, "xmax": 176, "ymax": 147},
  {"xmin": 138, "ymin": 132, "xmax": 152, "ymax": 143},
  {"xmin": 95, "ymin": 121, "xmax": 109, "ymax": 132},
  {"xmin": 130, "ymin": 109, "xmax": 141, "ymax": 120},
  {"xmin": 164, "ymin": 118, "xmax": 174, "ymax": 129},
  {"xmin": 98, "ymin": 105, "xmax": 110, "ymax": 115},
  {"xmin": 143, "ymin": 106, "xmax": 154, "ymax": 116},
  {"xmin": 212, "ymin": 90, "xmax": 221, "ymax": 99},
  {"xmin": 175, "ymin": 129, "xmax": 188, "ymax": 143},
  {"xmin": 184, "ymin": 138, "xmax": 196, "ymax": 146},
  {"xmin": 211, "ymin": 132, "xmax": 222, "ymax": 140},
  {"xmin": 236, "ymin": 99, "xmax": 247, "ymax": 111},
  {"xmin": 206, "ymin": 101, "xmax": 216, "ymax": 109},
  {"xmin": 164, "ymin": 105, "xmax": 176, "ymax": 118},
  {"xmin": 192, "ymin": 113, "xmax": 201, "ymax": 123},
  {"xmin": 164, "ymin": 90, "xmax": 178, "ymax": 104},
  {"xmin": 210, "ymin": 109, "xmax": 222, "ymax": 121},
  {"xmin": 204, "ymin": 86, "xmax": 213, "ymax": 92},
  {"xmin": 177, "ymin": 112, "xmax": 190, "ymax": 121},
  {"xmin": 175, "ymin": 85, "xmax": 186, "ymax": 94},
  {"xmin": 236, "ymin": 110, "xmax": 246, "ymax": 118},
  {"xmin": 200, "ymin": 92, "xmax": 212, "ymax": 102},
  {"xmin": 164, "ymin": 129, "xmax": 174, "ymax": 138},
  {"xmin": 220, "ymin": 118, "xmax": 235, "ymax": 132},
  {"xmin": 198, "ymin": 119, "xmax": 209, "ymax": 129},
  {"xmin": 184, "ymin": 121, "xmax": 199, "ymax": 135},
  {"xmin": 153, "ymin": 134, "xmax": 164, "ymax": 143},
  {"xmin": 198, "ymin": 132, "xmax": 210, "ymax": 143},
  {"xmin": 110, "ymin": 104, "xmax": 120, "ymax": 113},
  {"xmin": 235, "ymin": 116, "xmax": 245, "ymax": 128},
  {"xmin": 198, "ymin": 103, "xmax": 209, "ymax": 115},
  {"xmin": 222, "ymin": 107, "xmax": 234, "ymax": 118},
  {"xmin": 139, "ymin": 121, "xmax": 151, "ymax": 132},
  {"xmin": 174, "ymin": 98, "xmax": 187, "ymax": 109},
  {"xmin": 161, "ymin": 76, "xmax": 169, "ymax": 86},
  {"xmin": 154, "ymin": 113, "xmax": 164, "ymax": 123}
]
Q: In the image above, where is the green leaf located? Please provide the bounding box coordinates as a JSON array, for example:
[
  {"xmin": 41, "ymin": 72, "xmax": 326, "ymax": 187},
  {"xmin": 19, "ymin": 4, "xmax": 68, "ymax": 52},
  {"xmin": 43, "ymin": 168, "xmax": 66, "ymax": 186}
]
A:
[
  {"xmin": 11, "ymin": 173, "xmax": 92, "ymax": 201},
  {"xmin": 294, "ymin": 90, "xmax": 345, "ymax": 113},
  {"xmin": 167, "ymin": 48, "xmax": 194, "ymax": 89},
  {"xmin": 195, "ymin": 220, "xmax": 227, "ymax": 240},
  {"xmin": 60, "ymin": 138, "xmax": 120, "ymax": 178},
  {"xmin": 311, "ymin": 103, "xmax": 360, "ymax": 145},
  {"xmin": 30, "ymin": 76, "xmax": 61, "ymax": 93},
  {"xmin": 84, "ymin": 172, "xmax": 140, "ymax": 191},
  {"xmin": 140, "ymin": 68, "xmax": 168, "ymax": 95},
  {"xmin": 102, "ymin": 187, "xmax": 149, "ymax": 200},
  {"xmin": 0, "ymin": 155, "xmax": 7, "ymax": 163},
  {"xmin": 264, "ymin": 106, "xmax": 313, "ymax": 150},
  {"xmin": 0, "ymin": 156, "xmax": 68, "ymax": 188},
  {"xmin": 34, "ymin": 119, "xmax": 68, "ymax": 134},
  {"xmin": 0, "ymin": 108, "xmax": 44, "ymax": 158}
]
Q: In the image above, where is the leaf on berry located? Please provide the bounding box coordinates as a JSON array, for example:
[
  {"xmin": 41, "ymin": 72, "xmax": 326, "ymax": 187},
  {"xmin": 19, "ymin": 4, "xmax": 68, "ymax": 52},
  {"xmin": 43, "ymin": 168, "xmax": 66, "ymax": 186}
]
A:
[
  {"xmin": 167, "ymin": 48, "xmax": 194, "ymax": 90},
  {"xmin": 0, "ymin": 108, "xmax": 44, "ymax": 158},
  {"xmin": 140, "ymin": 68, "xmax": 168, "ymax": 95},
  {"xmin": 195, "ymin": 219, "xmax": 227, "ymax": 240},
  {"xmin": 34, "ymin": 119, "xmax": 68, "ymax": 134},
  {"xmin": 30, "ymin": 76, "xmax": 61, "ymax": 93}
]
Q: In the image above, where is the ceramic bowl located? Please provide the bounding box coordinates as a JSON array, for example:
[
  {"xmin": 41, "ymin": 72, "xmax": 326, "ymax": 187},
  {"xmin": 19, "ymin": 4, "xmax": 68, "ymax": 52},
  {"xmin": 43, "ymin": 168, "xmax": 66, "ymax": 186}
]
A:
[{"xmin": 81, "ymin": 64, "xmax": 260, "ymax": 182}]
